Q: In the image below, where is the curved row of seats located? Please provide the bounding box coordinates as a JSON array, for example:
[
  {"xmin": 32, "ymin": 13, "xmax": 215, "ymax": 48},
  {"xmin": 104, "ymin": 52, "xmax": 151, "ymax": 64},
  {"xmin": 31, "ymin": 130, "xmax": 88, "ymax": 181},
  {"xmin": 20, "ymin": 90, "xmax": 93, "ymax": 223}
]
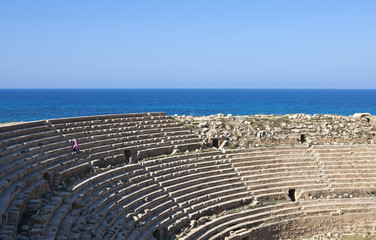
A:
[
  {"xmin": 226, "ymin": 146, "xmax": 329, "ymax": 201},
  {"xmin": 140, "ymin": 151, "xmax": 253, "ymax": 237},
  {"xmin": 2, "ymin": 113, "xmax": 376, "ymax": 240},
  {"xmin": 0, "ymin": 112, "xmax": 202, "ymax": 239},
  {"xmin": 181, "ymin": 197, "xmax": 376, "ymax": 240},
  {"xmin": 178, "ymin": 144, "xmax": 376, "ymax": 239},
  {"xmin": 0, "ymin": 120, "xmax": 66, "ymax": 237},
  {"xmin": 313, "ymin": 145, "xmax": 376, "ymax": 190},
  {"xmin": 24, "ymin": 144, "xmax": 376, "ymax": 239},
  {"xmin": 27, "ymin": 151, "xmax": 252, "ymax": 240}
]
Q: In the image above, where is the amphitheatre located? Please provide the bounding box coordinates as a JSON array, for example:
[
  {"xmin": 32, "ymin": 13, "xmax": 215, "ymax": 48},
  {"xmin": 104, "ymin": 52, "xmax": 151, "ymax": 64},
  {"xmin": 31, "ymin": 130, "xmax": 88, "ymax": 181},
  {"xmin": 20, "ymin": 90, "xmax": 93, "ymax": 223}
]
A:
[{"xmin": 2, "ymin": 112, "xmax": 376, "ymax": 240}]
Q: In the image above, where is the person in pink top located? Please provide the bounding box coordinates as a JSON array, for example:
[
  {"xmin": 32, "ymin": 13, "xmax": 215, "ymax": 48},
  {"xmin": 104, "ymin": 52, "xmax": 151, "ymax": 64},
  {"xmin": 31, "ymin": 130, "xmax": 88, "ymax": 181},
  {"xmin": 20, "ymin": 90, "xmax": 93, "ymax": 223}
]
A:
[{"xmin": 72, "ymin": 138, "xmax": 80, "ymax": 153}]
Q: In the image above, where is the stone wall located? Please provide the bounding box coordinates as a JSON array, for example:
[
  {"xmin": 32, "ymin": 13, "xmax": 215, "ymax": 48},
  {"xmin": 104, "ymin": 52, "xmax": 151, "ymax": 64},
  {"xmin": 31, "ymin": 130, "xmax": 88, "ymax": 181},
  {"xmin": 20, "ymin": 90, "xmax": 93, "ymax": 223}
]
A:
[{"xmin": 174, "ymin": 113, "xmax": 376, "ymax": 148}]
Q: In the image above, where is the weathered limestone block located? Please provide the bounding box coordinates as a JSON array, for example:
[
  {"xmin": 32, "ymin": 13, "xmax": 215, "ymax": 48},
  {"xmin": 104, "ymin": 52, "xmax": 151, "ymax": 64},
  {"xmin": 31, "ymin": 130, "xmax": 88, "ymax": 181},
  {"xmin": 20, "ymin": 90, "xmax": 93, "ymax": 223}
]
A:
[{"xmin": 353, "ymin": 113, "xmax": 371, "ymax": 118}]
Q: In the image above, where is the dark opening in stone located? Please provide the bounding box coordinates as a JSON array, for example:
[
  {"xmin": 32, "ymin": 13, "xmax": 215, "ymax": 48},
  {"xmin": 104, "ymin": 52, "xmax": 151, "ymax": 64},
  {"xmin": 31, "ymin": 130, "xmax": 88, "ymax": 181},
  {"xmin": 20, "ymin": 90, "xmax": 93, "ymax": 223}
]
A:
[
  {"xmin": 43, "ymin": 173, "xmax": 49, "ymax": 180},
  {"xmin": 43, "ymin": 172, "xmax": 53, "ymax": 187},
  {"xmin": 213, "ymin": 139, "xmax": 219, "ymax": 148},
  {"xmin": 288, "ymin": 189, "xmax": 296, "ymax": 202},
  {"xmin": 300, "ymin": 134, "xmax": 306, "ymax": 143},
  {"xmin": 153, "ymin": 228, "xmax": 166, "ymax": 239},
  {"xmin": 153, "ymin": 229, "xmax": 160, "ymax": 239},
  {"xmin": 124, "ymin": 150, "xmax": 132, "ymax": 164}
]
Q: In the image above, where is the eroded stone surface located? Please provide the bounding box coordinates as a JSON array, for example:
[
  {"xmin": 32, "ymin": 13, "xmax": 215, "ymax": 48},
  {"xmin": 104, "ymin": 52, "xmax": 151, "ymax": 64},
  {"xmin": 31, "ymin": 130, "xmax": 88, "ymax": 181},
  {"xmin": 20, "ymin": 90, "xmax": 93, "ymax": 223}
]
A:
[{"xmin": 175, "ymin": 113, "xmax": 376, "ymax": 148}]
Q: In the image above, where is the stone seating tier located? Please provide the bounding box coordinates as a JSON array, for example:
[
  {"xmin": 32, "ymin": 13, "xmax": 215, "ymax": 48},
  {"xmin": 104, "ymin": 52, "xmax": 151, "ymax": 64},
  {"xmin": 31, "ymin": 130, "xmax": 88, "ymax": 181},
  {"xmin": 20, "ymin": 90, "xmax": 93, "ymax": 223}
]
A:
[
  {"xmin": 36, "ymin": 167, "xmax": 155, "ymax": 239},
  {"xmin": 181, "ymin": 198, "xmax": 376, "ymax": 240},
  {"xmin": 233, "ymin": 161, "xmax": 317, "ymax": 172},
  {"xmin": 0, "ymin": 135, "xmax": 66, "ymax": 164},
  {"xmin": 0, "ymin": 122, "xmax": 188, "ymax": 202},
  {"xmin": 51, "ymin": 115, "xmax": 171, "ymax": 130},
  {"xmin": 3, "ymin": 115, "xmax": 376, "ymax": 239},
  {"xmin": 139, "ymin": 150, "xmax": 253, "ymax": 238},
  {"xmin": 0, "ymin": 120, "xmax": 48, "ymax": 133},
  {"xmin": 47, "ymin": 112, "xmax": 166, "ymax": 124},
  {"xmin": 55, "ymin": 121, "xmax": 182, "ymax": 138},
  {"xmin": 0, "ymin": 113, "xmax": 204, "ymax": 239},
  {"xmin": 231, "ymin": 157, "xmax": 317, "ymax": 169},
  {"xmin": 240, "ymin": 169, "xmax": 322, "ymax": 181},
  {"xmin": 0, "ymin": 121, "xmax": 48, "ymax": 139}
]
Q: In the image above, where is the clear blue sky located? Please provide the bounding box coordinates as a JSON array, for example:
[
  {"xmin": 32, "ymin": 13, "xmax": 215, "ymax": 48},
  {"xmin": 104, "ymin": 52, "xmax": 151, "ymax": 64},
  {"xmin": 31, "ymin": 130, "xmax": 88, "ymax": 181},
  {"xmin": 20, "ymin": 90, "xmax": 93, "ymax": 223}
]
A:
[{"xmin": 1, "ymin": 1, "xmax": 375, "ymax": 89}]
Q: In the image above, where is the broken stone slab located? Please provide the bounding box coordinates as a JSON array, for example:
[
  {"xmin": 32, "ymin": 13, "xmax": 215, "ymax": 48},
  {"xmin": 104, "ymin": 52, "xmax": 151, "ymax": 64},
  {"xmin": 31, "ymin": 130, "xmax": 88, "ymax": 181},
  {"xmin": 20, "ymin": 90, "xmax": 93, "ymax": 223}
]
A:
[{"xmin": 353, "ymin": 113, "xmax": 371, "ymax": 118}]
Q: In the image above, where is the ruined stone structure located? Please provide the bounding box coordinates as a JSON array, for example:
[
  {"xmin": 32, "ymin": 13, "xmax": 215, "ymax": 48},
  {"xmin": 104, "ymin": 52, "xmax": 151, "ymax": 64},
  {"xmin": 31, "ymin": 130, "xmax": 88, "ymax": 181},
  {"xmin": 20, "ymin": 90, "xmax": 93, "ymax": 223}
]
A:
[
  {"xmin": 1, "ymin": 112, "xmax": 376, "ymax": 239},
  {"xmin": 176, "ymin": 112, "xmax": 376, "ymax": 148}
]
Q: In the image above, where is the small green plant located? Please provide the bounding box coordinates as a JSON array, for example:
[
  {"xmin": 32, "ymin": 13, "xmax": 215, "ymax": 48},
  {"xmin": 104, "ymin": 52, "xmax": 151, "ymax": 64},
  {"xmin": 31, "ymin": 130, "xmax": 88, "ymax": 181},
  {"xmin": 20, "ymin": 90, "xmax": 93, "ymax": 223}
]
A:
[
  {"xmin": 38, "ymin": 142, "xmax": 43, "ymax": 146},
  {"xmin": 186, "ymin": 125, "xmax": 198, "ymax": 132},
  {"xmin": 250, "ymin": 120, "xmax": 265, "ymax": 130}
]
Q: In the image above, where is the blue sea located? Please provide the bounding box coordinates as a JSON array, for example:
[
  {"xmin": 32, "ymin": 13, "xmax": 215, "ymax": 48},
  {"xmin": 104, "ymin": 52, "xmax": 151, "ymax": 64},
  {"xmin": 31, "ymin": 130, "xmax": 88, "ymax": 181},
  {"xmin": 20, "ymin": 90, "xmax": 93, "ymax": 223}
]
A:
[{"xmin": 1, "ymin": 89, "xmax": 376, "ymax": 122}]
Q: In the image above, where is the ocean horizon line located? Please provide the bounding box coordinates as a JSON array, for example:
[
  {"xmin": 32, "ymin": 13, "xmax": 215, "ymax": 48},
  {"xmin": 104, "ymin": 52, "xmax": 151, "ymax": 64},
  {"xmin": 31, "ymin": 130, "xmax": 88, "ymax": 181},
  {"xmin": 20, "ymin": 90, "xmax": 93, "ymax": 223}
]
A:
[
  {"xmin": 1, "ymin": 88, "xmax": 376, "ymax": 122},
  {"xmin": 2, "ymin": 88, "xmax": 376, "ymax": 91}
]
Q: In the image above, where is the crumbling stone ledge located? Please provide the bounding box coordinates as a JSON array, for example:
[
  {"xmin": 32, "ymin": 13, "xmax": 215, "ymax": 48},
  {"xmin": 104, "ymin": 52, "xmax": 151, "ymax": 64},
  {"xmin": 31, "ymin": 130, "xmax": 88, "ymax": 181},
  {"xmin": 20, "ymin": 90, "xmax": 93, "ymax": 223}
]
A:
[{"xmin": 174, "ymin": 113, "xmax": 376, "ymax": 148}]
